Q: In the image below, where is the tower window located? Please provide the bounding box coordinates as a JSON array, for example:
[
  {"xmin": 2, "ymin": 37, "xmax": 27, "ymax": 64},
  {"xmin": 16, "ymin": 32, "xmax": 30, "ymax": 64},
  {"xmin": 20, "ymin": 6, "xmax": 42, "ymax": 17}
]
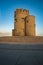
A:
[
  {"xmin": 27, "ymin": 20, "xmax": 28, "ymax": 23},
  {"xmin": 15, "ymin": 19, "xmax": 17, "ymax": 22},
  {"xmin": 22, "ymin": 18, "xmax": 25, "ymax": 22},
  {"xmin": 22, "ymin": 18, "xmax": 24, "ymax": 20}
]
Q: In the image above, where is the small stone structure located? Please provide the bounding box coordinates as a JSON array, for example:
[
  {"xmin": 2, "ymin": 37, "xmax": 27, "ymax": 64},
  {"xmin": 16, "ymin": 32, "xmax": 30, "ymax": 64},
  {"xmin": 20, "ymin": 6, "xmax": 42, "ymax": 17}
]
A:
[{"xmin": 12, "ymin": 9, "xmax": 35, "ymax": 36}]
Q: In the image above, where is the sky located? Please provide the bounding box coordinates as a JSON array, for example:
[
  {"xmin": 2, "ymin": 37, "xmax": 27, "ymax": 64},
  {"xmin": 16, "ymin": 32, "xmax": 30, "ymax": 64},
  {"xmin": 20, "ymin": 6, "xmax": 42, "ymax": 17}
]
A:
[{"xmin": 0, "ymin": 0, "xmax": 43, "ymax": 36}]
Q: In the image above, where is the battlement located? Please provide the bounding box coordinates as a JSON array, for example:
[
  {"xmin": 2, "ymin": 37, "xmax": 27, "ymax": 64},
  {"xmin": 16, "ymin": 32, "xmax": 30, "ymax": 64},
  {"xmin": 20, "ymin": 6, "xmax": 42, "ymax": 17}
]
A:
[
  {"xmin": 26, "ymin": 15, "xmax": 35, "ymax": 19},
  {"xmin": 15, "ymin": 8, "xmax": 29, "ymax": 15}
]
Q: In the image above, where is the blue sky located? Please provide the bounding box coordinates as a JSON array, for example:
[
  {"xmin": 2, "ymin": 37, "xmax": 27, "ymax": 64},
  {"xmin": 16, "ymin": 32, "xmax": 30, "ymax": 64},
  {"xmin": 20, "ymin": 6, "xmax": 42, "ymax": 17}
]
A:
[{"xmin": 0, "ymin": 0, "xmax": 43, "ymax": 36}]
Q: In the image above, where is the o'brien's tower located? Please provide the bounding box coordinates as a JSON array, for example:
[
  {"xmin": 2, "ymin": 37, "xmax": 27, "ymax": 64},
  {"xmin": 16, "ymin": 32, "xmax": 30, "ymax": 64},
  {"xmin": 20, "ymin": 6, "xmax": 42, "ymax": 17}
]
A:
[{"xmin": 12, "ymin": 9, "xmax": 35, "ymax": 36}]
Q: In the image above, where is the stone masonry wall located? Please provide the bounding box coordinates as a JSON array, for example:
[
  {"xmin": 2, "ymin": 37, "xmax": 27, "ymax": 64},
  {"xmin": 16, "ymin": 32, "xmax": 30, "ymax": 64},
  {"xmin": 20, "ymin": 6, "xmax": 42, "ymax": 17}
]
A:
[
  {"xmin": 26, "ymin": 15, "xmax": 35, "ymax": 36},
  {"xmin": 12, "ymin": 9, "xmax": 35, "ymax": 36}
]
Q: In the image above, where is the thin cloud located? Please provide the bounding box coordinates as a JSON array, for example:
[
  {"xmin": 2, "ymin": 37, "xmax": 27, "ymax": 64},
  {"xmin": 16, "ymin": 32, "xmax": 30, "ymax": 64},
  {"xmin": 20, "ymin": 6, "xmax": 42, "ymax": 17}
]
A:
[
  {"xmin": 0, "ymin": 32, "xmax": 12, "ymax": 37},
  {"xmin": 37, "ymin": 33, "xmax": 43, "ymax": 36}
]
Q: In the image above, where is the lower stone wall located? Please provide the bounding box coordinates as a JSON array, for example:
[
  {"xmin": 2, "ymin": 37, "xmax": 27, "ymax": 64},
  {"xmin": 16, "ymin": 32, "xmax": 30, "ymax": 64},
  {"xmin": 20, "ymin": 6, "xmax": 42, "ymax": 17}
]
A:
[{"xmin": 0, "ymin": 36, "xmax": 43, "ymax": 44}]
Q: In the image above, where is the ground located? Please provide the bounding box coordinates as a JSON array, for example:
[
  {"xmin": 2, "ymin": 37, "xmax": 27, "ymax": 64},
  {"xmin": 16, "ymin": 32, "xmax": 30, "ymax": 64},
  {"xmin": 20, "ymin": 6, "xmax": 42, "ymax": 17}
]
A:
[{"xmin": 0, "ymin": 42, "xmax": 43, "ymax": 65}]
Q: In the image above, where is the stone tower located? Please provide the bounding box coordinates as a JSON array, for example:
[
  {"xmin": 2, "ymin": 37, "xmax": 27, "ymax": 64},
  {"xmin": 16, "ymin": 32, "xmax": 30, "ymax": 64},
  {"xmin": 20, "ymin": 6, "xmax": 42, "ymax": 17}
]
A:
[
  {"xmin": 12, "ymin": 8, "xmax": 35, "ymax": 36},
  {"xmin": 26, "ymin": 15, "xmax": 35, "ymax": 36}
]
